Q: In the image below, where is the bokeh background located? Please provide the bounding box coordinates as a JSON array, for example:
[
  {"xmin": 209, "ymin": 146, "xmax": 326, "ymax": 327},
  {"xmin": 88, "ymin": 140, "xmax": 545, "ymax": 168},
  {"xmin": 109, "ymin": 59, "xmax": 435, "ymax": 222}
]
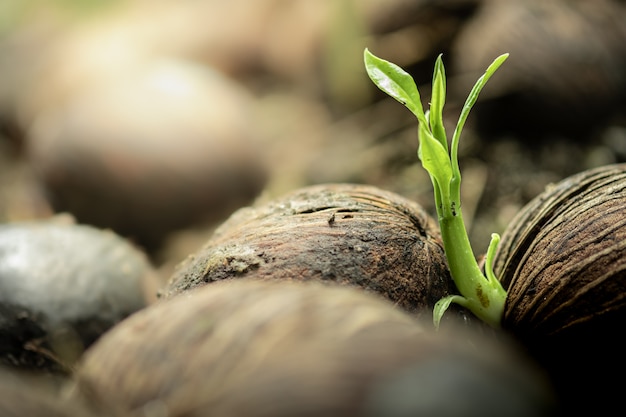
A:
[{"xmin": 1, "ymin": 0, "xmax": 625, "ymax": 282}]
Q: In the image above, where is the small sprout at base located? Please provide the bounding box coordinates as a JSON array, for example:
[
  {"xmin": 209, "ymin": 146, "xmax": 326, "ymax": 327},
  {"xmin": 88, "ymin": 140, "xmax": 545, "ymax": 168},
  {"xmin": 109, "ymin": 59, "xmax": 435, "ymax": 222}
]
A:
[{"xmin": 363, "ymin": 48, "xmax": 508, "ymax": 329}]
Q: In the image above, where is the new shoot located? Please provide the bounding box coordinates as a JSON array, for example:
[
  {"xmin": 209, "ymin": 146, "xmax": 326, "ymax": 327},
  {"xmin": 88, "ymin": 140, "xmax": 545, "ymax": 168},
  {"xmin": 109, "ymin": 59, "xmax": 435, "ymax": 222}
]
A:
[{"xmin": 363, "ymin": 48, "xmax": 508, "ymax": 329}]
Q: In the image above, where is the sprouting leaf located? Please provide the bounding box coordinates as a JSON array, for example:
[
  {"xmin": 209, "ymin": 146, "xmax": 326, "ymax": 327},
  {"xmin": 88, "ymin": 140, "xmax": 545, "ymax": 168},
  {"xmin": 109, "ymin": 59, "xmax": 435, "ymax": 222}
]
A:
[
  {"xmin": 364, "ymin": 48, "xmax": 509, "ymax": 330},
  {"xmin": 484, "ymin": 233, "xmax": 502, "ymax": 286},
  {"xmin": 450, "ymin": 53, "xmax": 509, "ymax": 179},
  {"xmin": 433, "ymin": 295, "xmax": 468, "ymax": 330},
  {"xmin": 429, "ymin": 54, "xmax": 447, "ymax": 151},
  {"xmin": 364, "ymin": 48, "xmax": 428, "ymax": 126},
  {"xmin": 418, "ymin": 123, "xmax": 452, "ymax": 204}
]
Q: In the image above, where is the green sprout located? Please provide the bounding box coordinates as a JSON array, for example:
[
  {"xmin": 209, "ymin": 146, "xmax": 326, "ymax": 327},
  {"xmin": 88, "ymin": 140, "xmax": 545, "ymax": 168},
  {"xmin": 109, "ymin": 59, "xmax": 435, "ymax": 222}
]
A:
[{"xmin": 363, "ymin": 48, "xmax": 508, "ymax": 329}]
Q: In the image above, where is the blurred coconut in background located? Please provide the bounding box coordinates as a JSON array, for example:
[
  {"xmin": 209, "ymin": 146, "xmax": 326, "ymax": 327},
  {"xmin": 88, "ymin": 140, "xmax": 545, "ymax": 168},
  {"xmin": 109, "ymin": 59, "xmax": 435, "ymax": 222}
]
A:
[
  {"xmin": 0, "ymin": 215, "xmax": 158, "ymax": 373},
  {"xmin": 1, "ymin": 0, "xmax": 625, "ymax": 265},
  {"xmin": 2, "ymin": 0, "xmax": 444, "ymax": 264},
  {"xmin": 25, "ymin": 58, "xmax": 268, "ymax": 254},
  {"xmin": 450, "ymin": 0, "xmax": 626, "ymax": 141}
]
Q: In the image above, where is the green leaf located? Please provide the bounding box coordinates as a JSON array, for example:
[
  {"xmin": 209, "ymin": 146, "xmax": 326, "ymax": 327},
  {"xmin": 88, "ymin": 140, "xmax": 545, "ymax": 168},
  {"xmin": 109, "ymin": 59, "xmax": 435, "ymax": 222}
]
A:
[
  {"xmin": 418, "ymin": 123, "xmax": 452, "ymax": 206},
  {"xmin": 433, "ymin": 294, "xmax": 468, "ymax": 330},
  {"xmin": 429, "ymin": 54, "xmax": 447, "ymax": 151},
  {"xmin": 484, "ymin": 233, "xmax": 502, "ymax": 287},
  {"xmin": 450, "ymin": 53, "xmax": 509, "ymax": 179},
  {"xmin": 364, "ymin": 48, "xmax": 428, "ymax": 126}
]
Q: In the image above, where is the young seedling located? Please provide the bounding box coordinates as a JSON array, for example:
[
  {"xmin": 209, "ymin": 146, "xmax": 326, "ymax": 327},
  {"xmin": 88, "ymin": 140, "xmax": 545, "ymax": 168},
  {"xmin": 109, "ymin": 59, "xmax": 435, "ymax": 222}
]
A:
[{"xmin": 363, "ymin": 48, "xmax": 508, "ymax": 329}]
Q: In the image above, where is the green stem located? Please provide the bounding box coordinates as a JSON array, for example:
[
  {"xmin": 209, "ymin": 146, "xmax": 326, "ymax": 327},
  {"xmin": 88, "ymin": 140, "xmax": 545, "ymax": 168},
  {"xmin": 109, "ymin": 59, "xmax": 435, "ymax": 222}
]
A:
[{"xmin": 438, "ymin": 206, "xmax": 505, "ymax": 329}]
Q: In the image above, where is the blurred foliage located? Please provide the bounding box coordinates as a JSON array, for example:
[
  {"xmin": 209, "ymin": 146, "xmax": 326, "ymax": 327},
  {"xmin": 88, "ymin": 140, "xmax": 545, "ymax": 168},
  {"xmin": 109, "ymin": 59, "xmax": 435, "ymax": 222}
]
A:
[
  {"xmin": 323, "ymin": 0, "xmax": 371, "ymax": 113},
  {"xmin": 0, "ymin": 0, "xmax": 124, "ymax": 35}
]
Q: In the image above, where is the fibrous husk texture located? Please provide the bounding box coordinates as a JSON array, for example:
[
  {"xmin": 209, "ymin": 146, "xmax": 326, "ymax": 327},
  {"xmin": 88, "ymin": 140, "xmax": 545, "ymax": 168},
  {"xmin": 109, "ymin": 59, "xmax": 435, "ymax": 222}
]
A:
[
  {"xmin": 493, "ymin": 163, "xmax": 626, "ymax": 413},
  {"xmin": 76, "ymin": 279, "xmax": 556, "ymax": 417},
  {"xmin": 161, "ymin": 183, "xmax": 456, "ymax": 319}
]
